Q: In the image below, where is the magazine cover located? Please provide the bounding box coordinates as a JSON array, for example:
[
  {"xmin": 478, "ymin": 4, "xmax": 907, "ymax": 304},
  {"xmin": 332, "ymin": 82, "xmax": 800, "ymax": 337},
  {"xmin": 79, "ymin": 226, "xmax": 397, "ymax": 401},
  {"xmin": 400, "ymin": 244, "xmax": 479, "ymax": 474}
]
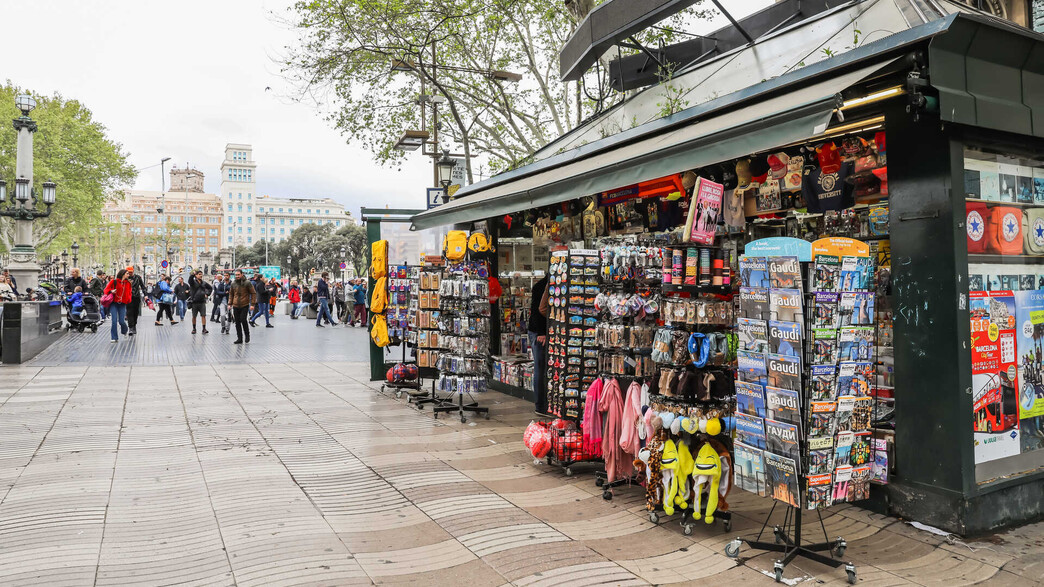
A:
[
  {"xmin": 835, "ymin": 397, "xmax": 856, "ymax": 433},
  {"xmin": 738, "ymin": 350, "xmax": 768, "ymax": 385},
  {"xmin": 738, "ymin": 318, "xmax": 768, "ymax": 352},
  {"xmin": 832, "ymin": 465, "xmax": 853, "ymax": 504},
  {"xmin": 734, "ymin": 441, "xmax": 768, "ymax": 496},
  {"xmin": 1010, "ymin": 289, "xmax": 1043, "ymax": 455},
  {"xmin": 838, "ymin": 327, "xmax": 874, "ymax": 361},
  {"xmin": 839, "ymin": 256, "xmax": 871, "ymax": 291},
  {"xmin": 871, "ymin": 438, "xmax": 889, "ymax": 483},
  {"xmin": 765, "ymin": 452, "xmax": 800, "ymax": 507},
  {"xmin": 739, "ymin": 287, "xmax": 769, "ymax": 320},
  {"xmin": 812, "ymin": 255, "xmax": 841, "ymax": 292},
  {"xmin": 766, "ymin": 386, "xmax": 800, "ymax": 425},
  {"xmin": 836, "ymin": 361, "xmax": 874, "ymax": 396},
  {"xmin": 813, "ymin": 292, "xmax": 840, "ymax": 328},
  {"xmin": 739, "ymin": 256, "xmax": 770, "ymax": 289},
  {"xmin": 851, "ymin": 430, "xmax": 872, "ymax": 466},
  {"xmin": 812, "ymin": 329, "xmax": 839, "ymax": 365},
  {"xmin": 736, "ymin": 381, "xmax": 767, "ymax": 418},
  {"xmin": 768, "ymin": 256, "xmax": 802, "ymax": 289},
  {"xmin": 811, "ymin": 364, "xmax": 837, "ymax": 401},
  {"xmin": 735, "ymin": 412, "xmax": 766, "ymax": 449},
  {"xmin": 768, "ymin": 320, "xmax": 802, "ymax": 357},
  {"xmin": 834, "ymin": 430, "xmax": 855, "ymax": 466},
  {"xmin": 769, "ymin": 288, "xmax": 804, "ymax": 323},
  {"xmin": 767, "ymin": 353, "xmax": 800, "ymax": 391},
  {"xmin": 806, "ymin": 473, "xmax": 833, "ymax": 510},
  {"xmin": 685, "ymin": 177, "xmax": 725, "ymax": 244},
  {"xmin": 807, "ymin": 447, "xmax": 836, "ymax": 476},
  {"xmin": 808, "ymin": 400, "xmax": 838, "ymax": 438},
  {"xmin": 847, "ymin": 464, "xmax": 872, "ymax": 502},
  {"xmin": 765, "ymin": 417, "xmax": 801, "ymax": 462},
  {"xmin": 851, "ymin": 396, "xmax": 873, "ymax": 431},
  {"xmin": 839, "ymin": 292, "xmax": 875, "ymax": 326}
]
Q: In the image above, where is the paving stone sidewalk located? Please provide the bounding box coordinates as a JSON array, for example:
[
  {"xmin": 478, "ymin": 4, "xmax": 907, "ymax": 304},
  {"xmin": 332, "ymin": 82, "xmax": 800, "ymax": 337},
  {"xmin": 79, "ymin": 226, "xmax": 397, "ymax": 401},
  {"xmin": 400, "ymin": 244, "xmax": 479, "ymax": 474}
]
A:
[{"xmin": 0, "ymin": 359, "xmax": 1041, "ymax": 585}]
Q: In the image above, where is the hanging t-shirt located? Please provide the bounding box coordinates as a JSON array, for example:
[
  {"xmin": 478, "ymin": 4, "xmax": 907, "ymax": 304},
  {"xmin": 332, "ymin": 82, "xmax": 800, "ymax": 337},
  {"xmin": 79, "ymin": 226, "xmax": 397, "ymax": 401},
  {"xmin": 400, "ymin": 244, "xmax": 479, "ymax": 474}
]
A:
[{"xmin": 802, "ymin": 160, "xmax": 855, "ymax": 213}]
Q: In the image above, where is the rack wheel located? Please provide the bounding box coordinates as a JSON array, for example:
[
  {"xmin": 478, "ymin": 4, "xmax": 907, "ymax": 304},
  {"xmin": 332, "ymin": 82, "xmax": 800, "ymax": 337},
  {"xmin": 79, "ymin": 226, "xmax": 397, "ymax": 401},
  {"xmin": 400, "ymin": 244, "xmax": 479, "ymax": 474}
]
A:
[
  {"xmin": 460, "ymin": 413, "xmax": 467, "ymax": 423},
  {"xmin": 433, "ymin": 412, "xmax": 439, "ymax": 419},
  {"xmin": 649, "ymin": 511, "xmax": 659, "ymax": 524},
  {"xmin": 380, "ymin": 385, "xmax": 386, "ymax": 393},
  {"xmin": 724, "ymin": 539, "xmax": 741, "ymax": 558},
  {"xmin": 846, "ymin": 564, "xmax": 857, "ymax": 584},
  {"xmin": 485, "ymin": 412, "xmax": 490, "ymax": 420},
  {"xmin": 564, "ymin": 467, "xmax": 573, "ymax": 477},
  {"xmin": 723, "ymin": 517, "xmax": 732, "ymax": 532},
  {"xmin": 774, "ymin": 561, "xmax": 784, "ymax": 583},
  {"xmin": 683, "ymin": 524, "xmax": 693, "ymax": 536},
  {"xmin": 832, "ymin": 538, "xmax": 847, "ymax": 558},
  {"xmin": 602, "ymin": 490, "xmax": 612, "ymax": 501},
  {"xmin": 595, "ymin": 477, "xmax": 604, "ymax": 487},
  {"xmin": 396, "ymin": 391, "xmax": 403, "ymax": 399}
]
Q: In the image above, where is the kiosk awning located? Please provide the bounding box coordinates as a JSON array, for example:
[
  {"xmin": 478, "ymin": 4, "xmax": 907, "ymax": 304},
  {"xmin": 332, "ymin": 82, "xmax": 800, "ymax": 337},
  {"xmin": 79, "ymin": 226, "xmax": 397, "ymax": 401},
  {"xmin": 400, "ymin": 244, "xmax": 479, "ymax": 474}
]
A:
[{"xmin": 412, "ymin": 59, "xmax": 892, "ymax": 230}]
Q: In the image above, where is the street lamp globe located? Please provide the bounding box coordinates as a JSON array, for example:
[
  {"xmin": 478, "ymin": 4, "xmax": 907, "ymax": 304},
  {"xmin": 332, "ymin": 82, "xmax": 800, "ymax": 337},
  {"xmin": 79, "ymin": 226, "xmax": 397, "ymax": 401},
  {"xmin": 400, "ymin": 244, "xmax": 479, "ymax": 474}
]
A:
[
  {"xmin": 72, "ymin": 241, "xmax": 80, "ymax": 256},
  {"xmin": 41, "ymin": 181, "xmax": 56, "ymax": 205},
  {"xmin": 286, "ymin": 255, "xmax": 291, "ymax": 265},
  {"xmin": 14, "ymin": 178, "xmax": 29, "ymax": 202},
  {"xmin": 15, "ymin": 94, "xmax": 36, "ymax": 115},
  {"xmin": 0, "ymin": 179, "xmax": 6, "ymax": 201},
  {"xmin": 437, "ymin": 152, "xmax": 455, "ymax": 188}
]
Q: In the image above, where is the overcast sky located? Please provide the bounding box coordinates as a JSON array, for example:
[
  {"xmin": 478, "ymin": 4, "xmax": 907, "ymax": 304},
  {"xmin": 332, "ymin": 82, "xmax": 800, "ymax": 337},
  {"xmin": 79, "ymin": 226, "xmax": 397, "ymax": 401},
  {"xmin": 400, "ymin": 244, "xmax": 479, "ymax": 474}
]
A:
[{"xmin": 6, "ymin": 0, "xmax": 771, "ymax": 221}]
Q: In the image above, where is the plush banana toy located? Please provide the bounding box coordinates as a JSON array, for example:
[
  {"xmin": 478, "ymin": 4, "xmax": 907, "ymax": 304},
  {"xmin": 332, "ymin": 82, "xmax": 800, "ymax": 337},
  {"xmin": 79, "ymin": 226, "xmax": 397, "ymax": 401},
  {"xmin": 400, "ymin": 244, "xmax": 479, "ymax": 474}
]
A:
[
  {"xmin": 660, "ymin": 439, "xmax": 679, "ymax": 515},
  {"xmin": 691, "ymin": 442, "xmax": 723, "ymax": 524}
]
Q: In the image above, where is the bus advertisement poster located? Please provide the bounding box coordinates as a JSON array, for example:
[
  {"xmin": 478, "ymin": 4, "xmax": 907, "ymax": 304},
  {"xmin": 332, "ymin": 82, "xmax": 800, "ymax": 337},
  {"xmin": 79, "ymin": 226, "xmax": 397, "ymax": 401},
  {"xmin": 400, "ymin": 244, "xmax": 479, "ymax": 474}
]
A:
[
  {"xmin": 1012, "ymin": 290, "xmax": 1044, "ymax": 455},
  {"xmin": 969, "ymin": 290, "xmax": 1021, "ymax": 464}
]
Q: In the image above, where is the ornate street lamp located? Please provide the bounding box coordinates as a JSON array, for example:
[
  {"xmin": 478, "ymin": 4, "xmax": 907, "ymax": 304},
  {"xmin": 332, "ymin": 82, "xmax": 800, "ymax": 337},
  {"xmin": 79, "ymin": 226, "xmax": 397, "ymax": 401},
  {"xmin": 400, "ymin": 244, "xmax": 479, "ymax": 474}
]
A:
[
  {"xmin": 0, "ymin": 95, "xmax": 58, "ymax": 291},
  {"xmin": 437, "ymin": 152, "xmax": 455, "ymax": 189},
  {"xmin": 71, "ymin": 241, "xmax": 80, "ymax": 268}
]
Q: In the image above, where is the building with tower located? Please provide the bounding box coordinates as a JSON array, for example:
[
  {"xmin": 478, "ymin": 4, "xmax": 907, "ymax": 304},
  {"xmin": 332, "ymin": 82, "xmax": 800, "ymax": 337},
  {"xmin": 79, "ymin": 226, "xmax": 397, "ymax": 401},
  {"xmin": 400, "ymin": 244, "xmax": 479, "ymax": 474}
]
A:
[{"xmin": 220, "ymin": 143, "xmax": 258, "ymax": 248}]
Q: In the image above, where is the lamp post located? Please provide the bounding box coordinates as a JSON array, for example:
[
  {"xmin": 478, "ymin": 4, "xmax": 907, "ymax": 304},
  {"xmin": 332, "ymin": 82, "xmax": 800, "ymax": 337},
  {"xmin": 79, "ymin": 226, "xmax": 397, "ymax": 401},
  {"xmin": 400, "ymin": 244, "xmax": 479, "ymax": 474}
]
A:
[
  {"xmin": 0, "ymin": 95, "xmax": 58, "ymax": 292},
  {"xmin": 71, "ymin": 241, "xmax": 80, "ymax": 270},
  {"xmin": 263, "ymin": 211, "xmax": 270, "ymax": 265},
  {"xmin": 159, "ymin": 157, "xmax": 171, "ymax": 268},
  {"xmin": 437, "ymin": 152, "xmax": 455, "ymax": 189},
  {"xmin": 340, "ymin": 245, "xmax": 347, "ymax": 285},
  {"xmin": 286, "ymin": 254, "xmax": 292, "ymax": 280},
  {"xmin": 60, "ymin": 249, "xmax": 68, "ymax": 278}
]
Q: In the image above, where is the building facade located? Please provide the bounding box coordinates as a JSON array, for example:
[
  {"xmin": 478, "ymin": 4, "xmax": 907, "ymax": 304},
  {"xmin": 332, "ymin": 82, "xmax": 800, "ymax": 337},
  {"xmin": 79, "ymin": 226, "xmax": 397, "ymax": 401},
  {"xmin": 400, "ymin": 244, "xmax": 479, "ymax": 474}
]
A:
[
  {"xmin": 103, "ymin": 168, "xmax": 223, "ymax": 273},
  {"xmin": 255, "ymin": 195, "xmax": 351, "ymax": 244},
  {"xmin": 220, "ymin": 143, "xmax": 258, "ymax": 248}
]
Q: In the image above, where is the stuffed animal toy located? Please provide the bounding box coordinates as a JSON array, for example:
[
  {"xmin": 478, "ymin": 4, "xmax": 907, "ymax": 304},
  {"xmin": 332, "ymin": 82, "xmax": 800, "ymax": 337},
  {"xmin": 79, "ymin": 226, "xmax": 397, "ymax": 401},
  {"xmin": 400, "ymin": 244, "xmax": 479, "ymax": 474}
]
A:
[
  {"xmin": 673, "ymin": 441, "xmax": 695, "ymax": 511},
  {"xmin": 644, "ymin": 439, "xmax": 664, "ymax": 511},
  {"xmin": 680, "ymin": 417, "xmax": 698, "ymax": 435},
  {"xmin": 691, "ymin": 442, "xmax": 723, "ymax": 524},
  {"xmin": 660, "ymin": 439, "xmax": 680, "ymax": 515}
]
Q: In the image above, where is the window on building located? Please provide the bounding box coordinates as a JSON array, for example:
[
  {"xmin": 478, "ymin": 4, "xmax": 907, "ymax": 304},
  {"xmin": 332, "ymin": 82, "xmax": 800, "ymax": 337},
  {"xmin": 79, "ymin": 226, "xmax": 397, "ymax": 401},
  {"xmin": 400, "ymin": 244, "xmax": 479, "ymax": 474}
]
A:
[
  {"xmin": 247, "ymin": 193, "xmax": 251, "ymax": 199},
  {"xmin": 280, "ymin": 218, "xmax": 285, "ymax": 225},
  {"xmin": 237, "ymin": 226, "xmax": 243, "ymax": 234},
  {"xmin": 145, "ymin": 227, "xmax": 154, "ymax": 234},
  {"xmin": 196, "ymin": 237, "xmax": 205, "ymax": 244},
  {"xmin": 298, "ymin": 208, "xmax": 302, "ymax": 213},
  {"xmin": 280, "ymin": 228, "xmax": 285, "ymax": 235},
  {"xmin": 247, "ymin": 228, "xmax": 252, "ymax": 235},
  {"xmin": 228, "ymin": 236, "xmax": 232, "ymax": 243},
  {"xmin": 238, "ymin": 193, "xmax": 242, "ymax": 200},
  {"xmin": 237, "ymin": 204, "xmax": 243, "ymax": 212},
  {"xmin": 247, "ymin": 217, "xmax": 252, "ymax": 224},
  {"xmin": 227, "ymin": 216, "xmax": 233, "ymax": 223},
  {"xmin": 247, "ymin": 237, "xmax": 252, "ymax": 244},
  {"xmin": 306, "ymin": 209, "xmax": 311, "ymax": 214},
  {"xmin": 247, "ymin": 205, "xmax": 252, "ymax": 212},
  {"xmin": 335, "ymin": 221, "xmax": 340, "ymax": 226},
  {"xmin": 278, "ymin": 208, "xmax": 283, "ymax": 212},
  {"xmin": 261, "ymin": 228, "xmax": 266, "ymax": 234},
  {"xmin": 227, "ymin": 204, "xmax": 232, "ymax": 212},
  {"xmin": 228, "ymin": 193, "xmax": 232, "ymax": 199},
  {"xmin": 209, "ymin": 238, "xmax": 217, "ymax": 245},
  {"xmin": 197, "ymin": 228, "xmax": 205, "ymax": 235},
  {"xmin": 237, "ymin": 216, "xmax": 242, "ymax": 223}
]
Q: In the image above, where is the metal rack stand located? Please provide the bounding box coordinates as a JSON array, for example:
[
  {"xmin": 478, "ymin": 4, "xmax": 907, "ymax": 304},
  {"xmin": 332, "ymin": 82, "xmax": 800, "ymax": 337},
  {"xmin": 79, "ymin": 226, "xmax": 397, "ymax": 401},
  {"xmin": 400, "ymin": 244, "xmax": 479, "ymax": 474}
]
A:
[{"xmin": 726, "ymin": 504, "xmax": 853, "ymax": 583}]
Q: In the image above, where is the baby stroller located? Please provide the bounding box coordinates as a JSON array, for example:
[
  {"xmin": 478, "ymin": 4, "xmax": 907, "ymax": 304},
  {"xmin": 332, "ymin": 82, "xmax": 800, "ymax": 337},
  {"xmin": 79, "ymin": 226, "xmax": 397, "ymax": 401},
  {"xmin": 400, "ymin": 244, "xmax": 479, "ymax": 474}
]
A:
[{"xmin": 66, "ymin": 294, "xmax": 104, "ymax": 333}]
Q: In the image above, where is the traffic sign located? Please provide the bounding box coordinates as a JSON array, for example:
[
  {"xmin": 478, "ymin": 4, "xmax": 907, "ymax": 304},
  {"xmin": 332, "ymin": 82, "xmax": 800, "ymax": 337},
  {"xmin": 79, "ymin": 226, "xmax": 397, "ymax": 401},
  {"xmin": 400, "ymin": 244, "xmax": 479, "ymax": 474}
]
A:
[
  {"xmin": 427, "ymin": 187, "xmax": 446, "ymax": 209},
  {"xmin": 339, "ymin": 262, "xmax": 347, "ymax": 269},
  {"xmin": 160, "ymin": 259, "xmax": 169, "ymax": 269}
]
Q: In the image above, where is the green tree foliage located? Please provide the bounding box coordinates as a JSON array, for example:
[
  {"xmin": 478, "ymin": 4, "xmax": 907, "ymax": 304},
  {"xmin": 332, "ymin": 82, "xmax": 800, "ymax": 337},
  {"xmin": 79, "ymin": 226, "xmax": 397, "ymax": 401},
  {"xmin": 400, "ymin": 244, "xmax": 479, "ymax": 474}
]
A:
[
  {"xmin": 337, "ymin": 223, "xmax": 368, "ymax": 275},
  {"xmin": 0, "ymin": 82, "xmax": 136, "ymax": 254}
]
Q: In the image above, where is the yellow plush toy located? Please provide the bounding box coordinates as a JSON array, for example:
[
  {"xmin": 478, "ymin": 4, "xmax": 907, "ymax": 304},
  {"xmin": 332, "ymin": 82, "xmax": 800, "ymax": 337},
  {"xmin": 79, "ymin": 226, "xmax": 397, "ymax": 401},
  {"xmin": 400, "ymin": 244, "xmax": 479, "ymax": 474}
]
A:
[
  {"xmin": 659, "ymin": 440, "xmax": 679, "ymax": 515},
  {"xmin": 674, "ymin": 441, "xmax": 694, "ymax": 511},
  {"xmin": 691, "ymin": 442, "xmax": 723, "ymax": 524}
]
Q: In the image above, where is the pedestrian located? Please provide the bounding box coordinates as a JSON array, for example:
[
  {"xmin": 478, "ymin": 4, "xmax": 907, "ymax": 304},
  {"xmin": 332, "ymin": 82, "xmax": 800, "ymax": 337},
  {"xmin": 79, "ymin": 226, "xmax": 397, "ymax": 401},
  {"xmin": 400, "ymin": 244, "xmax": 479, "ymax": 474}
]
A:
[
  {"xmin": 210, "ymin": 274, "xmax": 229, "ymax": 322},
  {"xmin": 187, "ymin": 270, "xmax": 212, "ymax": 334},
  {"xmin": 529, "ymin": 274, "xmax": 550, "ymax": 415},
  {"xmin": 125, "ymin": 266, "xmax": 147, "ymax": 336},
  {"xmin": 250, "ymin": 276, "xmax": 272, "ymax": 327},
  {"xmin": 89, "ymin": 269, "xmax": 107, "ymax": 319},
  {"xmin": 302, "ymin": 283, "xmax": 313, "ymax": 313},
  {"xmin": 173, "ymin": 276, "xmax": 189, "ymax": 321},
  {"xmin": 104, "ymin": 268, "xmax": 131, "ymax": 343},
  {"xmin": 334, "ymin": 281, "xmax": 347, "ymax": 323},
  {"xmin": 69, "ymin": 286, "xmax": 86, "ymax": 319},
  {"xmin": 154, "ymin": 274, "xmax": 177, "ymax": 325},
  {"xmin": 0, "ymin": 274, "xmax": 15, "ymax": 301},
  {"xmin": 266, "ymin": 278, "xmax": 279, "ymax": 322},
  {"xmin": 229, "ymin": 269, "xmax": 256, "ymax": 344},
  {"xmin": 2, "ymin": 269, "xmax": 17, "ymax": 294},
  {"xmin": 315, "ymin": 272, "xmax": 337, "ymax": 327},
  {"xmin": 352, "ymin": 279, "xmax": 366, "ymax": 326},
  {"xmin": 288, "ymin": 280, "xmax": 302, "ymax": 319},
  {"xmin": 63, "ymin": 268, "xmax": 89, "ymax": 294}
]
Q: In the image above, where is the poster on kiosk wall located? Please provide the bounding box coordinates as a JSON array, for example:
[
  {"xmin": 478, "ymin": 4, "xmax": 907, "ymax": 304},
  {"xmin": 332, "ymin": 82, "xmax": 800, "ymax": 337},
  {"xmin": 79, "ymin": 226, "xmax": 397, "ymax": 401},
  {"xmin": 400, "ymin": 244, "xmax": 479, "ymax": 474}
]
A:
[
  {"xmin": 1012, "ymin": 290, "xmax": 1044, "ymax": 454},
  {"xmin": 969, "ymin": 291, "xmax": 1021, "ymax": 463}
]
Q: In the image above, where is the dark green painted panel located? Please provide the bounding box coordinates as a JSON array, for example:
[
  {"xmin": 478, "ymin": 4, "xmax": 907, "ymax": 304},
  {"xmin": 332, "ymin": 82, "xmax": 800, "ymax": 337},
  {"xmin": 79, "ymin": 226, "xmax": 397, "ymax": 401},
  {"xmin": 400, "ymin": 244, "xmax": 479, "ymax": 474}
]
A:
[
  {"xmin": 965, "ymin": 27, "xmax": 1034, "ymax": 135},
  {"xmin": 1024, "ymin": 43, "xmax": 1044, "ymax": 138}
]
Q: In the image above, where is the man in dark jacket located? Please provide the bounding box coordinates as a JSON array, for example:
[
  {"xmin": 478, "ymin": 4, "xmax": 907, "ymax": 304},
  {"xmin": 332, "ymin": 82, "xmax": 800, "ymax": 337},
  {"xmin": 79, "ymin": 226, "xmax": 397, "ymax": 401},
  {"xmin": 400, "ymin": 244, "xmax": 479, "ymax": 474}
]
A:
[
  {"xmin": 64, "ymin": 268, "xmax": 89, "ymax": 294},
  {"xmin": 315, "ymin": 272, "xmax": 337, "ymax": 327},
  {"xmin": 188, "ymin": 271, "xmax": 212, "ymax": 334},
  {"xmin": 210, "ymin": 274, "xmax": 229, "ymax": 321},
  {"xmin": 173, "ymin": 277, "xmax": 190, "ymax": 321},
  {"xmin": 125, "ymin": 266, "xmax": 148, "ymax": 335},
  {"xmin": 89, "ymin": 270, "xmax": 108, "ymax": 319},
  {"xmin": 250, "ymin": 276, "xmax": 271, "ymax": 327},
  {"xmin": 229, "ymin": 269, "xmax": 257, "ymax": 344}
]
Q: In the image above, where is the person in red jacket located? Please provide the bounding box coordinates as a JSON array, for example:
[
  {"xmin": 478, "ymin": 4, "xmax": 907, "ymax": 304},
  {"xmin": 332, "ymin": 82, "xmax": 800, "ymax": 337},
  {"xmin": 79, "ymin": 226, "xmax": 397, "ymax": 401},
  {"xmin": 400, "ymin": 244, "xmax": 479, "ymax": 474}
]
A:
[
  {"xmin": 287, "ymin": 281, "xmax": 302, "ymax": 319},
  {"xmin": 104, "ymin": 268, "xmax": 132, "ymax": 343}
]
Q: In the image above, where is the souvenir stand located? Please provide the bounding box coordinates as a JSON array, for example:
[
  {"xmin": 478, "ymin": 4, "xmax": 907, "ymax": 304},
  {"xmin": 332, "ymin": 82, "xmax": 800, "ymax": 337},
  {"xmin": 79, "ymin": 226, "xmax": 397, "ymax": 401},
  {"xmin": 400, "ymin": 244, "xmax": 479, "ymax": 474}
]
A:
[
  {"xmin": 407, "ymin": 263, "xmax": 445, "ymax": 407},
  {"xmin": 379, "ymin": 264, "xmax": 423, "ymax": 397},
  {"xmin": 433, "ymin": 251, "xmax": 491, "ymax": 422}
]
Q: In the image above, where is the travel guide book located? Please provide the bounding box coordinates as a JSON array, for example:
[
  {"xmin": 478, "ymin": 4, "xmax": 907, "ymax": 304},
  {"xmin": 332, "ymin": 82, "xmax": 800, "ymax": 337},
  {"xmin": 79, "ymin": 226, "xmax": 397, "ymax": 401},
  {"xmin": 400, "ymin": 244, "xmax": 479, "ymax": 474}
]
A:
[
  {"xmin": 739, "ymin": 256, "xmax": 770, "ymax": 289},
  {"xmin": 769, "ymin": 288, "xmax": 804, "ymax": 323},
  {"xmin": 837, "ymin": 361, "xmax": 874, "ymax": 397},
  {"xmin": 768, "ymin": 256, "xmax": 802, "ymax": 289},
  {"xmin": 739, "ymin": 287, "xmax": 769, "ymax": 320},
  {"xmin": 839, "ymin": 256, "xmax": 871, "ymax": 291},
  {"xmin": 765, "ymin": 417, "xmax": 801, "ymax": 462},
  {"xmin": 766, "ymin": 386, "xmax": 800, "ymax": 425},
  {"xmin": 738, "ymin": 318, "xmax": 768, "ymax": 353},
  {"xmin": 738, "ymin": 350, "xmax": 768, "ymax": 385},
  {"xmin": 810, "ymin": 364, "xmax": 837, "ymax": 401},
  {"xmin": 813, "ymin": 292, "xmax": 840, "ymax": 328},
  {"xmin": 735, "ymin": 412, "xmax": 766, "ymax": 449},
  {"xmin": 734, "ymin": 441, "xmax": 767, "ymax": 496},
  {"xmin": 812, "ymin": 329, "xmax": 839, "ymax": 365},
  {"xmin": 839, "ymin": 292, "xmax": 875, "ymax": 326},
  {"xmin": 768, "ymin": 320, "xmax": 802, "ymax": 357},
  {"xmin": 813, "ymin": 255, "xmax": 841, "ymax": 292},
  {"xmin": 765, "ymin": 452, "xmax": 800, "ymax": 507},
  {"xmin": 767, "ymin": 353, "xmax": 800, "ymax": 391},
  {"xmin": 736, "ymin": 381, "xmax": 767, "ymax": 418},
  {"xmin": 838, "ymin": 327, "xmax": 874, "ymax": 361},
  {"xmin": 806, "ymin": 472, "xmax": 833, "ymax": 510}
]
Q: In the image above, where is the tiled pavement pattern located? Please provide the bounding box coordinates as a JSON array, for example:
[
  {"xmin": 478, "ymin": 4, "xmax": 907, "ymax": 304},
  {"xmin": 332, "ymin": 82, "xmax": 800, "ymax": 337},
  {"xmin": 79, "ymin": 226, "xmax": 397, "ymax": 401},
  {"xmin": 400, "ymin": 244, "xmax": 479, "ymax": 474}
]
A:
[{"xmin": 2, "ymin": 354, "xmax": 1043, "ymax": 583}]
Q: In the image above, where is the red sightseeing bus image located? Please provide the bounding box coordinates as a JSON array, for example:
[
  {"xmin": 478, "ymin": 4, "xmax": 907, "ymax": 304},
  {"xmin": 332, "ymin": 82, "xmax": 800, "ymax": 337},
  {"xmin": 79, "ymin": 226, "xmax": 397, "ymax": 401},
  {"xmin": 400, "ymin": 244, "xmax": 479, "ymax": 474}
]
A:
[{"xmin": 973, "ymin": 372, "xmax": 1019, "ymax": 434}]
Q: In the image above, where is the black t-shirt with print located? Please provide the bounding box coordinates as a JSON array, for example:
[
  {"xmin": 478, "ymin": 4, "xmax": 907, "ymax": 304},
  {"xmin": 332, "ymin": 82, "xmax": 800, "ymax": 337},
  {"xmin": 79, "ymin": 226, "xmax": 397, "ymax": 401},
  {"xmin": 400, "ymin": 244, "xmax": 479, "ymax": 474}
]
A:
[{"xmin": 802, "ymin": 160, "xmax": 855, "ymax": 213}]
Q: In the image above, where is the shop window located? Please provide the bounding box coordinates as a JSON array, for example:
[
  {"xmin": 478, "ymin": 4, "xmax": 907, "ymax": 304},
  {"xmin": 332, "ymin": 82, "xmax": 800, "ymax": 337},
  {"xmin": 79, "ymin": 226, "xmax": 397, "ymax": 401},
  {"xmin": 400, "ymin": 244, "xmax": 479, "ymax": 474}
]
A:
[{"xmin": 963, "ymin": 144, "xmax": 1044, "ymax": 480}]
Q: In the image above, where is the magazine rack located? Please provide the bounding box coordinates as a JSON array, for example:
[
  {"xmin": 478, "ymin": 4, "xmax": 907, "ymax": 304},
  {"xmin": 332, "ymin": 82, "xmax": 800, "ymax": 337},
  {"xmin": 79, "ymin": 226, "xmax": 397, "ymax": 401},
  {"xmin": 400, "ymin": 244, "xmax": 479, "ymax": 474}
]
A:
[{"xmin": 727, "ymin": 238, "xmax": 878, "ymax": 584}]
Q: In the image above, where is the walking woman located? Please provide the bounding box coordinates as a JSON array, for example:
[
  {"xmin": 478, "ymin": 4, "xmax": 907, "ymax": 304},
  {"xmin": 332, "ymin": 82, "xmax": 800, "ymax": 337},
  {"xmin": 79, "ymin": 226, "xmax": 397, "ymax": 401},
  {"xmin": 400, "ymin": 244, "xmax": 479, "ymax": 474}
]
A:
[
  {"xmin": 154, "ymin": 275, "xmax": 178, "ymax": 325},
  {"xmin": 105, "ymin": 269, "xmax": 132, "ymax": 343}
]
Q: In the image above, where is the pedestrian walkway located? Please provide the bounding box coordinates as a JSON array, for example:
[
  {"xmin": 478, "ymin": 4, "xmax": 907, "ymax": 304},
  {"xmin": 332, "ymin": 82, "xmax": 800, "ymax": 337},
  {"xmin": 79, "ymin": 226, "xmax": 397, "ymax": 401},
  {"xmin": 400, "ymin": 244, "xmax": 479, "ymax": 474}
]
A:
[
  {"xmin": 28, "ymin": 307, "xmax": 369, "ymax": 366},
  {"xmin": 0, "ymin": 358, "xmax": 1040, "ymax": 586}
]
